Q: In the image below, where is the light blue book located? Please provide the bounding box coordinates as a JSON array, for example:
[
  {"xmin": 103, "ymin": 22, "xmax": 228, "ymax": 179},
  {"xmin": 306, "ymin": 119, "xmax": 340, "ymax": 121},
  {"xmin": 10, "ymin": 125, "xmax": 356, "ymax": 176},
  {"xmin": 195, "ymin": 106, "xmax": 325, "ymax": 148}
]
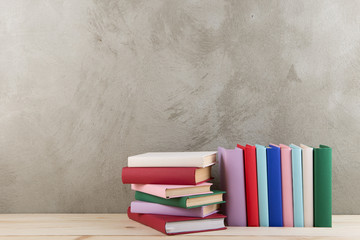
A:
[
  {"xmin": 255, "ymin": 144, "xmax": 269, "ymax": 227},
  {"xmin": 290, "ymin": 144, "xmax": 304, "ymax": 227}
]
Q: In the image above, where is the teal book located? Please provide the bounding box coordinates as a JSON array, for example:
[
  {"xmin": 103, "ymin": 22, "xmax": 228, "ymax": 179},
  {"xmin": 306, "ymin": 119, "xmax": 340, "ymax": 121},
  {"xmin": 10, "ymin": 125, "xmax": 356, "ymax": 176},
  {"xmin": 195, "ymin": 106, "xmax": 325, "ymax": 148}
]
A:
[
  {"xmin": 290, "ymin": 144, "xmax": 304, "ymax": 227},
  {"xmin": 135, "ymin": 190, "xmax": 226, "ymax": 209},
  {"xmin": 255, "ymin": 144, "xmax": 269, "ymax": 227},
  {"xmin": 314, "ymin": 145, "xmax": 332, "ymax": 227}
]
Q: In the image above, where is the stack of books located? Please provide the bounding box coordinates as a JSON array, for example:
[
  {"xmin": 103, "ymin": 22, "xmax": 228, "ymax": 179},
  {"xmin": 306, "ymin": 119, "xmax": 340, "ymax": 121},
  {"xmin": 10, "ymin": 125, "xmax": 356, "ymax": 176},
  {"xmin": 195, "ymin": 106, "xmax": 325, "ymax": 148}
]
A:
[
  {"xmin": 219, "ymin": 144, "xmax": 332, "ymax": 228},
  {"xmin": 122, "ymin": 152, "xmax": 227, "ymax": 235}
]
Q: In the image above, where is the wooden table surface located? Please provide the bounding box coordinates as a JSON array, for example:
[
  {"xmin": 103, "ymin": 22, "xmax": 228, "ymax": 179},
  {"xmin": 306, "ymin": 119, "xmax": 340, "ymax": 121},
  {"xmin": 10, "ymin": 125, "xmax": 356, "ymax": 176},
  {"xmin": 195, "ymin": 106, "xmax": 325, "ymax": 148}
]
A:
[{"xmin": 0, "ymin": 214, "xmax": 359, "ymax": 239}]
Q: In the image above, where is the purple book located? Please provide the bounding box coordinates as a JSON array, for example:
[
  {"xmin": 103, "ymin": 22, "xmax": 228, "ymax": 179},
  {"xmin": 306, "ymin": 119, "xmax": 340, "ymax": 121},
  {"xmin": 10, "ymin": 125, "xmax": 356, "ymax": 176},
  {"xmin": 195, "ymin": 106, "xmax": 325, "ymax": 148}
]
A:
[
  {"xmin": 218, "ymin": 147, "xmax": 247, "ymax": 226},
  {"xmin": 130, "ymin": 200, "xmax": 220, "ymax": 218}
]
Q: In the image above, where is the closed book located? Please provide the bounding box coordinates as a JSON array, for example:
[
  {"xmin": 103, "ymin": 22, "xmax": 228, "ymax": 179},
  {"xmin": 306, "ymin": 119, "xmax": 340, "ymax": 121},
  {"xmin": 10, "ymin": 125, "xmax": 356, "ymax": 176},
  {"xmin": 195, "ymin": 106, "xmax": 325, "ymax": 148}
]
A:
[
  {"xmin": 255, "ymin": 144, "xmax": 269, "ymax": 227},
  {"xmin": 131, "ymin": 182, "xmax": 212, "ymax": 199},
  {"xmin": 127, "ymin": 207, "xmax": 226, "ymax": 235},
  {"xmin": 135, "ymin": 190, "xmax": 225, "ymax": 209},
  {"xmin": 122, "ymin": 166, "xmax": 212, "ymax": 185},
  {"xmin": 218, "ymin": 147, "xmax": 247, "ymax": 226},
  {"xmin": 128, "ymin": 152, "xmax": 216, "ymax": 167},
  {"xmin": 314, "ymin": 145, "xmax": 332, "ymax": 227},
  {"xmin": 279, "ymin": 144, "xmax": 294, "ymax": 227},
  {"xmin": 290, "ymin": 144, "xmax": 304, "ymax": 227},
  {"xmin": 300, "ymin": 144, "xmax": 314, "ymax": 227},
  {"xmin": 130, "ymin": 201, "xmax": 220, "ymax": 217},
  {"xmin": 237, "ymin": 144, "xmax": 259, "ymax": 227},
  {"xmin": 267, "ymin": 144, "xmax": 283, "ymax": 227}
]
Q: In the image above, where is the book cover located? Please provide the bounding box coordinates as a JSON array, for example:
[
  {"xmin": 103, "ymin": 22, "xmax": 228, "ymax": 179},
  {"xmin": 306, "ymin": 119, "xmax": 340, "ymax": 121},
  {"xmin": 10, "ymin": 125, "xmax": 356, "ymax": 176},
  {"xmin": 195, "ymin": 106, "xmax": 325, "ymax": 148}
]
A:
[
  {"xmin": 279, "ymin": 144, "xmax": 294, "ymax": 227},
  {"xmin": 255, "ymin": 144, "xmax": 269, "ymax": 227},
  {"xmin": 314, "ymin": 145, "xmax": 332, "ymax": 227},
  {"xmin": 135, "ymin": 190, "xmax": 226, "ymax": 209},
  {"xmin": 267, "ymin": 144, "xmax": 283, "ymax": 227},
  {"xmin": 290, "ymin": 144, "xmax": 304, "ymax": 227},
  {"xmin": 122, "ymin": 167, "xmax": 211, "ymax": 185},
  {"xmin": 130, "ymin": 201, "xmax": 219, "ymax": 217},
  {"xmin": 218, "ymin": 147, "xmax": 247, "ymax": 226},
  {"xmin": 131, "ymin": 182, "xmax": 212, "ymax": 199},
  {"xmin": 237, "ymin": 144, "xmax": 259, "ymax": 227},
  {"xmin": 127, "ymin": 207, "xmax": 227, "ymax": 235},
  {"xmin": 300, "ymin": 144, "xmax": 314, "ymax": 227},
  {"xmin": 128, "ymin": 152, "xmax": 216, "ymax": 167}
]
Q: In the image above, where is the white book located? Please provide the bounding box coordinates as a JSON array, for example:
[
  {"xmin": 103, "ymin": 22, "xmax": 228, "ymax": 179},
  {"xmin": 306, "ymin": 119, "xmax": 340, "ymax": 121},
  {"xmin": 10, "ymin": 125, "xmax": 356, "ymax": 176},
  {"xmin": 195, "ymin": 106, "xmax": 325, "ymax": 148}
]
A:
[
  {"xmin": 300, "ymin": 144, "xmax": 314, "ymax": 227},
  {"xmin": 127, "ymin": 151, "xmax": 217, "ymax": 167}
]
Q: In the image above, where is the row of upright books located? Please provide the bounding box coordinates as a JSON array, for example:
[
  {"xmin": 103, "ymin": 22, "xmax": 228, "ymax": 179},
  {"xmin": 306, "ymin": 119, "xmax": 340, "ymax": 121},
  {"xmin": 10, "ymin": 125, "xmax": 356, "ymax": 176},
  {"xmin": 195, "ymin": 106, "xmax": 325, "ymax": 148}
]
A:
[
  {"xmin": 122, "ymin": 152, "xmax": 227, "ymax": 235},
  {"xmin": 219, "ymin": 144, "xmax": 332, "ymax": 227}
]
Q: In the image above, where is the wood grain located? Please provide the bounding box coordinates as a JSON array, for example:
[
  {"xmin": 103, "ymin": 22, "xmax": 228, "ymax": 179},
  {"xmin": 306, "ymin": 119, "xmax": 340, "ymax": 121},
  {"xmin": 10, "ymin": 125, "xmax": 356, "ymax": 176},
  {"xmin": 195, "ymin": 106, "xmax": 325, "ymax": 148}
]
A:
[{"xmin": 0, "ymin": 214, "xmax": 359, "ymax": 239}]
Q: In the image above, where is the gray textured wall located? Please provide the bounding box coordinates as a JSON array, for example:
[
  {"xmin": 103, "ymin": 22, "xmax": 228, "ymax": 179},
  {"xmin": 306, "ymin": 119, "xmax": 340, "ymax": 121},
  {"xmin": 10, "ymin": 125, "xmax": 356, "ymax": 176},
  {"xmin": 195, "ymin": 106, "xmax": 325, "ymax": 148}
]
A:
[{"xmin": 0, "ymin": 0, "xmax": 359, "ymax": 214}]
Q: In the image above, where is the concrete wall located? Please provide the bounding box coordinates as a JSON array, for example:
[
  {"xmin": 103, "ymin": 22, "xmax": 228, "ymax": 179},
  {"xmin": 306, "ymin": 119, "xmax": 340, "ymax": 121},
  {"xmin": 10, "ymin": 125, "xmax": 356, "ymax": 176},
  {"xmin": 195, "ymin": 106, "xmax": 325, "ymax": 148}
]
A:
[{"xmin": 0, "ymin": 0, "xmax": 359, "ymax": 214}]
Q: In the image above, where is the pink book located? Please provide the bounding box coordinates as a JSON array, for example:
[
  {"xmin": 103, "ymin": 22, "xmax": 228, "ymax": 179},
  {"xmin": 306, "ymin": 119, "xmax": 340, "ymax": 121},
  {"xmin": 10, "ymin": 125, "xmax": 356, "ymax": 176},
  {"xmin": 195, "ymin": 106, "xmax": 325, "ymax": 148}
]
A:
[
  {"xmin": 279, "ymin": 144, "xmax": 294, "ymax": 227},
  {"xmin": 131, "ymin": 182, "xmax": 213, "ymax": 199},
  {"xmin": 130, "ymin": 200, "xmax": 219, "ymax": 217}
]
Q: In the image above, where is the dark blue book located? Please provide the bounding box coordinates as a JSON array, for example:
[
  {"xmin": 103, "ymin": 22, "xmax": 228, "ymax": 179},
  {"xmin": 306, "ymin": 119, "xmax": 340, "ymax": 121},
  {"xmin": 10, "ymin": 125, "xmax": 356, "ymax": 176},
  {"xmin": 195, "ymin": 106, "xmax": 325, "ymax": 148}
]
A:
[{"xmin": 266, "ymin": 144, "xmax": 283, "ymax": 227}]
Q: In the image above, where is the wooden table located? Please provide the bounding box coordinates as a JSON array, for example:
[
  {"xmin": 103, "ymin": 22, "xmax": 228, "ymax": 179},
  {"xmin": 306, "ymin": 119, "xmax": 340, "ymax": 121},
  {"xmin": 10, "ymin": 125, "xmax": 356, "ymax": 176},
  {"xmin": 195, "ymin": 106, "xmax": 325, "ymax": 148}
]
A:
[{"xmin": 0, "ymin": 214, "xmax": 359, "ymax": 239}]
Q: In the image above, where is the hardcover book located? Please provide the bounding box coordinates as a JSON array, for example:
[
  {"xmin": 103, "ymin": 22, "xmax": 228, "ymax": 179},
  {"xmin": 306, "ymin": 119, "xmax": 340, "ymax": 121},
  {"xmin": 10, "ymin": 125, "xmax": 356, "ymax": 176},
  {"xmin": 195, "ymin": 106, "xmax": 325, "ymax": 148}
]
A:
[
  {"xmin": 255, "ymin": 144, "xmax": 269, "ymax": 227},
  {"xmin": 128, "ymin": 152, "xmax": 216, "ymax": 167},
  {"xmin": 300, "ymin": 144, "xmax": 314, "ymax": 227},
  {"xmin": 218, "ymin": 147, "xmax": 247, "ymax": 226},
  {"xmin": 127, "ymin": 207, "xmax": 226, "ymax": 235},
  {"xmin": 237, "ymin": 144, "xmax": 259, "ymax": 227},
  {"xmin": 122, "ymin": 166, "xmax": 212, "ymax": 185},
  {"xmin": 313, "ymin": 145, "xmax": 332, "ymax": 227},
  {"xmin": 130, "ymin": 200, "xmax": 220, "ymax": 217},
  {"xmin": 279, "ymin": 144, "xmax": 294, "ymax": 227},
  {"xmin": 135, "ymin": 190, "xmax": 225, "ymax": 209},
  {"xmin": 131, "ymin": 182, "xmax": 212, "ymax": 199},
  {"xmin": 290, "ymin": 144, "xmax": 304, "ymax": 227},
  {"xmin": 267, "ymin": 144, "xmax": 283, "ymax": 227}
]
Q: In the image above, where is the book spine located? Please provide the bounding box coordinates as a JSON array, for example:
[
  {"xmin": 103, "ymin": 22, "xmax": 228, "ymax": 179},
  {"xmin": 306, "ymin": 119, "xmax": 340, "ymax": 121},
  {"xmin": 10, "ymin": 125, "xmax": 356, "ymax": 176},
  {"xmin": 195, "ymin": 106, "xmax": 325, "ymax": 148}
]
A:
[
  {"xmin": 255, "ymin": 144, "xmax": 269, "ymax": 227},
  {"xmin": 314, "ymin": 145, "xmax": 332, "ymax": 227},
  {"xmin": 218, "ymin": 147, "xmax": 247, "ymax": 226},
  {"xmin": 302, "ymin": 146, "xmax": 314, "ymax": 227},
  {"xmin": 280, "ymin": 147, "xmax": 294, "ymax": 227},
  {"xmin": 122, "ymin": 167, "xmax": 197, "ymax": 185},
  {"xmin": 290, "ymin": 145, "xmax": 304, "ymax": 227},
  {"xmin": 239, "ymin": 145, "xmax": 259, "ymax": 227},
  {"xmin": 267, "ymin": 145, "xmax": 283, "ymax": 227}
]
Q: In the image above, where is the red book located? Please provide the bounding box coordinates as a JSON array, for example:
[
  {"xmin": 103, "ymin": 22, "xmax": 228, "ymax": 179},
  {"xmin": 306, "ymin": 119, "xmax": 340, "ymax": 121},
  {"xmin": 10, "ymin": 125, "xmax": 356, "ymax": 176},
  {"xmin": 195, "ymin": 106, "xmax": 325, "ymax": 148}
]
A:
[
  {"xmin": 237, "ymin": 144, "xmax": 259, "ymax": 227},
  {"xmin": 127, "ymin": 207, "xmax": 226, "ymax": 235},
  {"xmin": 122, "ymin": 166, "xmax": 212, "ymax": 185}
]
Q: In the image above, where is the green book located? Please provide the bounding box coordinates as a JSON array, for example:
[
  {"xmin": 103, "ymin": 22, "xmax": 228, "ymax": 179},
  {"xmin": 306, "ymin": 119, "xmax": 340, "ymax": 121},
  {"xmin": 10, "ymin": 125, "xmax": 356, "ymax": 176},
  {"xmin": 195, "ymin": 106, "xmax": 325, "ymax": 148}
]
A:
[
  {"xmin": 313, "ymin": 145, "xmax": 332, "ymax": 227},
  {"xmin": 135, "ymin": 190, "xmax": 226, "ymax": 209}
]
